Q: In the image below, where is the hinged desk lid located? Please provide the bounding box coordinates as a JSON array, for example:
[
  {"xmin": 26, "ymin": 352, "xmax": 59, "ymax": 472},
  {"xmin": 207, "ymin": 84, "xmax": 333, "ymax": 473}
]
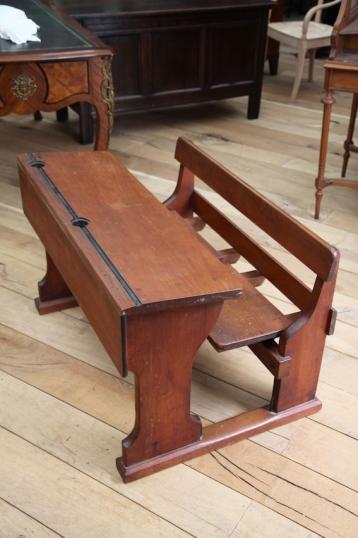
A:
[{"xmin": 19, "ymin": 151, "xmax": 242, "ymax": 314}]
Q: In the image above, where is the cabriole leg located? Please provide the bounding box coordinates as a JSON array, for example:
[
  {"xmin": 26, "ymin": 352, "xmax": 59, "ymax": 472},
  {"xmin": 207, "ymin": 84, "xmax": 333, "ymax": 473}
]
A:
[{"xmin": 89, "ymin": 56, "xmax": 114, "ymax": 150}]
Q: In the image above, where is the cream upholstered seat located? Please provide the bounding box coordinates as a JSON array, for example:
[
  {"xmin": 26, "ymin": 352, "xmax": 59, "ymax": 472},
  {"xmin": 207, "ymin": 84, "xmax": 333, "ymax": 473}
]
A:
[
  {"xmin": 269, "ymin": 20, "xmax": 334, "ymax": 41},
  {"xmin": 267, "ymin": 0, "xmax": 342, "ymax": 101}
]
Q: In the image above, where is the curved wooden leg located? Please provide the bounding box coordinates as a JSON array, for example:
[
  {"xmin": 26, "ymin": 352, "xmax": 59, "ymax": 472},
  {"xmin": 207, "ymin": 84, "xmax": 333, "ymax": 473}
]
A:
[
  {"xmin": 88, "ymin": 55, "xmax": 114, "ymax": 150},
  {"xmin": 290, "ymin": 42, "xmax": 307, "ymax": 102},
  {"xmin": 342, "ymin": 93, "xmax": 358, "ymax": 178},
  {"xmin": 117, "ymin": 303, "xmax": 222, "ymax": 482},
  {"xmin": 315, "ymin": 90, "xmax": 335, "ymax": 219},
  {"xmin": 35, "ymin": 252, "xmax": 77, "ymax": 315}
]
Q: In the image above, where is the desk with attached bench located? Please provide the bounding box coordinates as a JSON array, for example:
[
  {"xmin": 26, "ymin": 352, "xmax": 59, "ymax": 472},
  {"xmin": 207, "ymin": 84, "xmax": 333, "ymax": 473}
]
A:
[{"xmin": 18, "ymin": 139, "xmax": 339, "ymax": 482}]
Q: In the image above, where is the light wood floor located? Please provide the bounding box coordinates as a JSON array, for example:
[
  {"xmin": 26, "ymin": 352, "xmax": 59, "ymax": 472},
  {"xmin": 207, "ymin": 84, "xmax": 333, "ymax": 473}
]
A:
[{"xmin": 0, "ymin": 50, "xmax": 357, "ymax": 538}]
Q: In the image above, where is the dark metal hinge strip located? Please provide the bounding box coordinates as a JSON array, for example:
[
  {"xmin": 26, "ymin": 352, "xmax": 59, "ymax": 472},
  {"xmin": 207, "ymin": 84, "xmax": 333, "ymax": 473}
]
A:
[{"xmin": 28, "ymin": 153, "xmax": 142, "ymax": 306}]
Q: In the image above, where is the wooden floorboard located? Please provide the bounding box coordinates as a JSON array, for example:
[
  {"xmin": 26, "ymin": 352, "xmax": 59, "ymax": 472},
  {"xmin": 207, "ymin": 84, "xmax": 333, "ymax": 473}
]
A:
[{"xmin": 0, "ymin": 51, "xmax": 357, "ymax": 537}]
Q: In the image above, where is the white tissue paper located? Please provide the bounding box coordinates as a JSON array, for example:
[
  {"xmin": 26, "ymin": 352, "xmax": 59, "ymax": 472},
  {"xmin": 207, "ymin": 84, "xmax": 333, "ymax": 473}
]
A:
[{"xmin": 0, "ymin": 5, "xmax": 40, "ymax": 45}]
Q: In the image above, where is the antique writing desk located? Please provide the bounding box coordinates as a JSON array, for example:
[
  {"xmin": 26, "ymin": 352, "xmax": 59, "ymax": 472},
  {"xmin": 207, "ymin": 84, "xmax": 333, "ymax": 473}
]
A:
[{"xmin": 0, "ymin": 0, "xmax": 113, "ymax": 149}]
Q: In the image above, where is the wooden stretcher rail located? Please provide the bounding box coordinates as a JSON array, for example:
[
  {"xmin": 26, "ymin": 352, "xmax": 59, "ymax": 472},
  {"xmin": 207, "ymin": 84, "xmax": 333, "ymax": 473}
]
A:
[{"xmin": 117, "ymin": 399, "xmax": 322, "ymax": 481}]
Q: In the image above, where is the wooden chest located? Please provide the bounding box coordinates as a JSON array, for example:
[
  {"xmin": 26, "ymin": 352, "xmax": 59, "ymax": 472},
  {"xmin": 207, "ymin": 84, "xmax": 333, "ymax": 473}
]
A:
[{"xmin": 54, "ymin": 0, "xmax": 273, "ymax": 138}]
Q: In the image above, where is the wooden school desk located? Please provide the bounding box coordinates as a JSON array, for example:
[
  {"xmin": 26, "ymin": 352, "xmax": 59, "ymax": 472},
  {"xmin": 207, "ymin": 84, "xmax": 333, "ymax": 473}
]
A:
[{"xmin": 18, "ymin": 143, "xmax": 338, "ymax": 482}]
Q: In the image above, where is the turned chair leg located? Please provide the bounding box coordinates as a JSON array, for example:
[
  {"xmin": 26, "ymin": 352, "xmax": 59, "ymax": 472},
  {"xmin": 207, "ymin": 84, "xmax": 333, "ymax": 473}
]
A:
[
  {"xmin": 36, "ymin": 252, "xmax": 78, "ymax": 315},
  {"xmin": 315, "ymin": 90, "xmax": 335, "ymax": 219},
  {"xmin": 290, "ymin": 42, "xmax": 307, "ymax": 102},
  {"xmin": 342, "ymin": 93, "xmax": 358, "ymax": 177}
]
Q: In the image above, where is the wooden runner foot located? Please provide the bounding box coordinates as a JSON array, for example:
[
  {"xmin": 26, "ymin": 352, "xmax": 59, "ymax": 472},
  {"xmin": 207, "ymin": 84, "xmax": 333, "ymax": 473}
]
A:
[{"xmin": 117, "ymin": 399, "xmax": 321, "ymax": 482}]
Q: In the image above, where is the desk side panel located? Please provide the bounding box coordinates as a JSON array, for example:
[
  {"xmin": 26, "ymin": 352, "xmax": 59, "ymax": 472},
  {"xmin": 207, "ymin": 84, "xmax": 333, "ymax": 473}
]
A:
[
  {"xmin": 121, "ymin": 301, "xmax": 223, "ymax": 467},
  {"xmin": 20, "ymin": 170, "xmax": 126, "ymax": 376}
]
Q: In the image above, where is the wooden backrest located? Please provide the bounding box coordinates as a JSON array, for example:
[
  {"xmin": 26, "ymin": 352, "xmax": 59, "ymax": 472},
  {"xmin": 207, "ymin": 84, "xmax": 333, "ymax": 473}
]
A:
[{"xmin": 174, "ymin": 138, "xmax": 339, "ymax": 309}]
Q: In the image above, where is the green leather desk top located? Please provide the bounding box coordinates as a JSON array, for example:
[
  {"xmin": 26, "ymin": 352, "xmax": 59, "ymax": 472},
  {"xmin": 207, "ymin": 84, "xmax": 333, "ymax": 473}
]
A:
[{"xmin": 0, "ymin": 0, "xmax": 95, "ymax": 54}]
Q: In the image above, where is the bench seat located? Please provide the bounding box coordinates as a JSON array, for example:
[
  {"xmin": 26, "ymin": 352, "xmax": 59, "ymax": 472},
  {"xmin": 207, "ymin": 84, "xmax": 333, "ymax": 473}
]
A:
[
  {"xmin": 209, "ymin": 274, "xmax": 292, "ymax": 351},
  {"xmin": 167, "ymin": 137, "xmax": 338, "ymax": 406}
]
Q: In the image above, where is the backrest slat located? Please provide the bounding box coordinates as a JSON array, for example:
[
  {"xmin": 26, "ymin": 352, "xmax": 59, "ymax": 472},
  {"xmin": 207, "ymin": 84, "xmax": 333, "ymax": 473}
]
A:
[
  {"xmin": 176, "ymin": 137, "xmax": 337, "ymax": 281},
  {"xmin": 192, "ymin": 191, "xmax": 313, "ymax": 310}
]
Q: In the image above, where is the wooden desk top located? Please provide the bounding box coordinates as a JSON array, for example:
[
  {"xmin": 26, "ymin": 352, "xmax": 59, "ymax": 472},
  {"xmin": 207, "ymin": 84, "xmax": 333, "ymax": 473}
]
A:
[
  {"xmin": 18, "ymin": 151, "xmax": 242, "ymax": 314},
  {"xmin": 0, "ymin": 0, "xmax": 110, "ymax": 61}
]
